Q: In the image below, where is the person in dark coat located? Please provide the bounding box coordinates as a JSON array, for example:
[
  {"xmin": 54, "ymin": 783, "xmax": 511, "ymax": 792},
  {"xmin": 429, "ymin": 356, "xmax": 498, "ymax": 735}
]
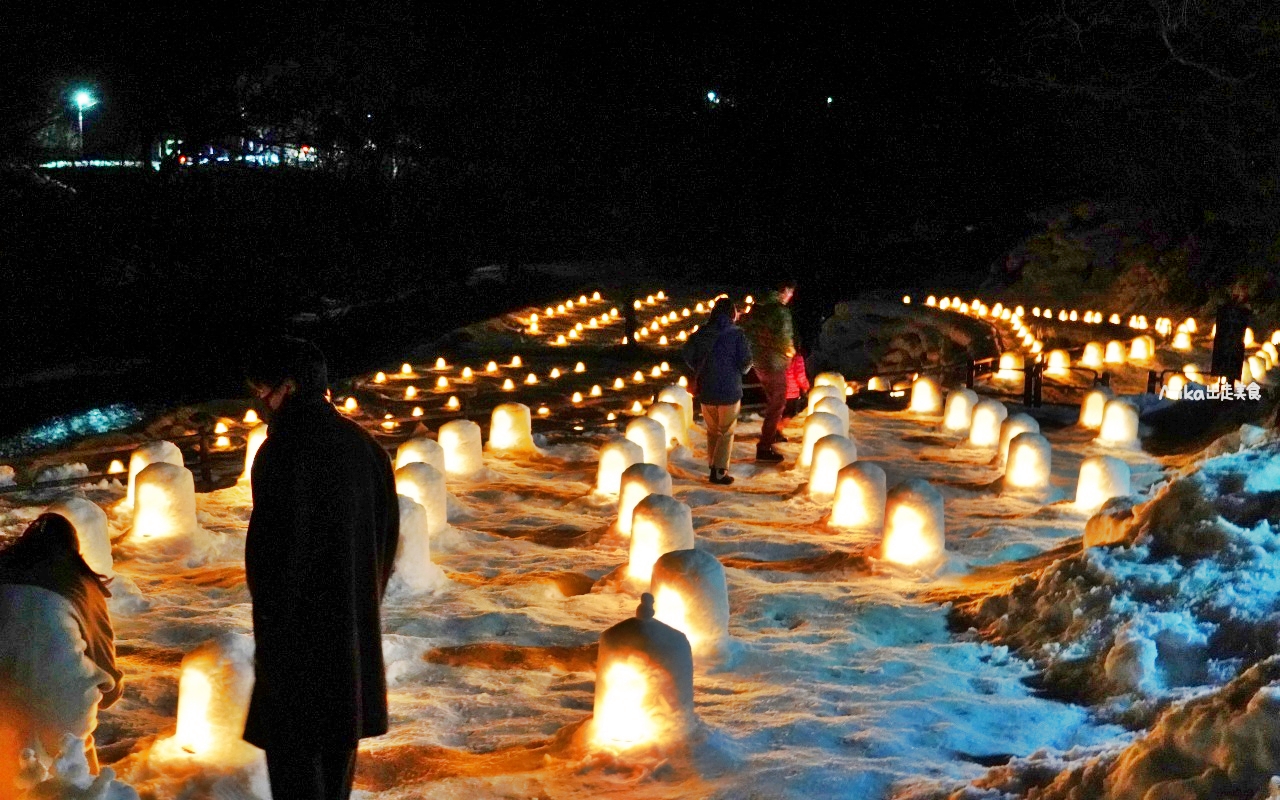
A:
[
  {"xmin": 0, "ymin": 513, "xmax": 121, "ymax": 781},
  {"xmin": 242, "ymin": 337, "xmax": 399, "ymax": 800},
  {"xmin": 1211, "ymin": 289, "xmax": 1251, "ymax": 383},
  {"xmin": 682, "ymin": 299, "xmax": 753, "ymax": 484}
]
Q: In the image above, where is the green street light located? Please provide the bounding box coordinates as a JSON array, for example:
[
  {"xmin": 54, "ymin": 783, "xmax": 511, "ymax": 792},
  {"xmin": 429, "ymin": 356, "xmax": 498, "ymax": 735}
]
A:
[{"xmin": 72, "ymin": 89, "xmax": 98, "ymax": 154}]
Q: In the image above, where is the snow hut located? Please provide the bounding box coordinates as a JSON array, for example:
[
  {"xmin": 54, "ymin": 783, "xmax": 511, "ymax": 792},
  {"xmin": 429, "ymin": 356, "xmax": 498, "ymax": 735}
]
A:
[
  {"xmin": 829, "ymin": 462, "xmax": 887, "ymax": 531},
  {"xmin": 125, "ymin": 440, "xmax": 184, "ymax": 507},
  {"xmin": 909, "ymin": 376, "xmax": 943, "ymax": 414},
  {"xmin": 597, "ymin": 438, "xmax": 644, "ymax": 495},
  {"xmin": 394, "ymin": 463, "xmax": 447, "ymax": 536},
  {"xmin": 617, "ymin": 463, "xmax": 673, "ymax": 535},
  {"xmin": 1003, "ymin": 433, "xmax": 1052, "ymax": 493},
  {"xmin": 941, "ymin": 388, "xmax": 979, "ymax": 434},
  {"xmin": 651, "ymin": 549, "xmax": 730, "ymax": 660},
  {"xmin": 438, "ymin": 419, "xmax": 484, "ymax": 478},
  {"xmin": 628, "ymin": 495, "xmax": 695, "ymax": 584},
  {"xmin": 626, "ymin": 417, "xmax": 669, "ymax": 470},
  {"xmin": 881, "ymin": 479, "xmax": 946, "ymax": 567},
  {"xmin": 1075, "ymin": 455, "xmax": 1131, "ymax": 510},
  {"xmin": 489, "ymin": 402, "xmax": 537, "ymax": 453},
  {"xmin": 807, "ymin": 434, "xmax": 858, "ymax": 500},
  {"xmin": 590, "ymin": 594, "xmax": 696, "ymax": 751},
  {"xmin": 395, "ymin": 436, "xmax": 446, "ymax": 472},
  {"xmin": 1098, "ymin": 399, "xmax": 1140, "ymax": 446},
  {"xmin": 967, "ymin": 399, "xmax": 1008, "ymax": 448}
]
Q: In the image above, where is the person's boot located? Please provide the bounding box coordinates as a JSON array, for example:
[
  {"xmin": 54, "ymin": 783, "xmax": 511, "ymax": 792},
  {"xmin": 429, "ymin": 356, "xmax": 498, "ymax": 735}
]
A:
[
  {"xmin": 709, "ymin": 467, "xmax": 735, "ymax": 485},
  {"xmin": 755, "ymin": 445, "xmax": 784, "ymax": 463}
]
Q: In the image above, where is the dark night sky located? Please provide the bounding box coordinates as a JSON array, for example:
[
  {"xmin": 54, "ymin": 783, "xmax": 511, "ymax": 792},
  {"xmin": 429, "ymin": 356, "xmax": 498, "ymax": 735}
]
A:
[{"xmin": 7, "ymin": 3, "xmax": 1034, "ymax": 175}]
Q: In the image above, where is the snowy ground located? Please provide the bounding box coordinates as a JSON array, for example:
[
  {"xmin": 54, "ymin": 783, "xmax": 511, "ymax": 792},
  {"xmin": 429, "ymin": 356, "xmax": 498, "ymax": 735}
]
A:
[{"xmin": 1, "ymin": 292, "xmax": 1269, "ymax": 799}]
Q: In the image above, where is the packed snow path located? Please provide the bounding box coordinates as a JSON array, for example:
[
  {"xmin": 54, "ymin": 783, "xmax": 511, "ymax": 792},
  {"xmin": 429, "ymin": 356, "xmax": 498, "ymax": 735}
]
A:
[{"xmin": 0, "ymin": 289, "xmax": 1211, "ymax": 799}]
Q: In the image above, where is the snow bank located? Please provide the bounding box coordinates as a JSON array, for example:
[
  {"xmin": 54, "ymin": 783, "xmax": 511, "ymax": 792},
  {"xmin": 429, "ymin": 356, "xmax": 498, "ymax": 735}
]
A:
[
  {"xmin": 921, "ymin": 658, "xmax": 1280, "ymax": 800},
  {"xmin": 812, "ymin": 299, "xmax": 998, "ymax": 379},
  {"xmin": 957, "ymin": 440, "xmax": 1280, "ymax": 714}
]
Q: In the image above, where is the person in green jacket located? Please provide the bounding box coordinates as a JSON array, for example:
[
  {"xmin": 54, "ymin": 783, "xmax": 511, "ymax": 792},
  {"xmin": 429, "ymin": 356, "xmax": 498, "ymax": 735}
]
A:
[{"xmin": 741, "ymin": 278, "xmax": 796, "ymax": 462}]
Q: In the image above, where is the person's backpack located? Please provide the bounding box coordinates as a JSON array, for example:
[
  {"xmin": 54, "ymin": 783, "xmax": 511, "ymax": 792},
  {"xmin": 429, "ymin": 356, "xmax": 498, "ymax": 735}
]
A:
[{"xmin": 688, "ymin": 328, "xmax": 728, "ymax": 400}]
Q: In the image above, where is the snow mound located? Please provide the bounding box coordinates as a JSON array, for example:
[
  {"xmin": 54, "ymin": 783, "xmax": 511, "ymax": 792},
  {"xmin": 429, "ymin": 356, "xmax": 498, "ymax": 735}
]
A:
[
  {"xmin": 17, "ymin": 733, "xmax": 138, "ymax": 799},
  {"xmin": 919, "ymin": 657, "xmax": 1280, "ymax": 800},
  {"xmin": 957, "ymin": 440, "xmax": 1280, "ymax": 713},
  {"xmin": 812, "ymin": 299, "xmax": 999, "ymax": 379}
]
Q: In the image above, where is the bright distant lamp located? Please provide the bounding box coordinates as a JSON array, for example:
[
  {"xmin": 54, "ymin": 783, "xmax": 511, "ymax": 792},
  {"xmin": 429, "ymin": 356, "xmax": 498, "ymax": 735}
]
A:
[{"xmin": 72, "ymin": 89, "xmax": 98, "ymax": 154}]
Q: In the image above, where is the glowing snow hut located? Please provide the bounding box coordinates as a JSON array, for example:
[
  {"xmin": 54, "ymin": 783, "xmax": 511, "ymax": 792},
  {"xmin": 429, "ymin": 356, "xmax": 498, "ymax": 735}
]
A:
[
  {"xmin": 881, "ymin": 479, "xmax": 946, "ymax": 567},
  {"xmin": 807, "ymin": 434, "xmax": 858, "ymax": 500},
  {"xmin": 1003, "ymin": 432, "xmax": 1052, "ymax": 493},
  {"xmin": 807, "ymin": 384, "xmax": 843, "ymax": 415},
  {"xmin": 657, "ymin": 385, "xmax": 695, "ymax": 430},
  {"xmin": 1104, "ymin": 340, "xmax": 1126, "ymax": 364},
  {"xmin": 46, "ymin": 496, "xmax": 112, "ymax": 577},
  {"xmin": 597, "ymin": 438, "xmax": 644, "ymax": 495},
  {"xmin": 647, "ymin": 401, "xmax": 690, "ymax": 449},
  {"xmin": 169, "ymin": 634, "xmax": 257, "ymax": 764},
  {"xmin": 1078, "ymin": 387, "xmax": 1112, "ymax": 429},
  {"xmin": 132, "ymin": 462, "xmax": 198, "ymax": 541},
  {"xmin": 125, "ymin": 440, "xmax": 184, "ymax": 507},
  {"xmin": 1045, "ymin": 349, "xmax": 1071, "ymax": 376},
  {"xmin": 394, "ymin": 463, "xmax": 448, "ymax": 536},
  {"xmin": 998, "ymin": 413, "xmax": 1041, "ymax": 464},
  {"xmin": 941, "ymin": 388, "xmax": 979, "ymax": 434},
  {"xmin": 997, "ymin": 351, "xmax": 1024, "ymax": 381},
  {"xmin": 1075, "ymin": 455, "xmax": 1131, "ymax": 511},
  {"xmin": 651, "ymin": 549, "xmax": 730, "ymax": 660},
  {"xmin": 590, "ymin": 594, "xmax": 696, "ymax": 752},
  {"xmin": 908, "ymin": 376, "xmax": 943, "ymax": 414},
  {"xmin": 489, "ymin": 402, "xmax": 537, "ymax": 453},
  {"xmin": 395, "ymin": 436, "xmax": 446, "ymax": 472},
  {"xmin": 812, "ymin": 396, "xmax": 850, "ymax": 432},
  {"xmin": 1129, "ymin": 335, "xmax": 1155, "ymax": 361},
  {"xmin": 1172, "ymin": 331, "xmax": 1192, "ymax": 351},
  {"xmin": 617, "ymin": 463, "xmax": 673, "ymax": 535},
  {"xmin": 798, "ymin": 412, "xmax": 844, "ymax": 469},
  {"xmin": 628, "ymin": 495, "xmax": 696, "ymax": 585},
  {"xmin": 438, "ymin": 419, "xmax": 484, "ymax": 478},
  {"xmin": 1080, "ymin": 342, "xmax": 1105, "ymax": 369},
  {"xmin": 813, "ymin": 371, "xmax": 847, "ymax": 397},
  {"xmin": 829, "ymin": 461, "xmax": 887, "ymax": 531},
  {"xmin": 392, "ymin": 495, "xmax": 445, "ymax": 593},
  {"xmin": 967, "ymin": 399, "xmax": 1008, "ymax": 448},
  {"xmin": 626, "ymin": 417, "xmax": 669, "ymax": 470},
  {"xmin": 1098, "ymin": 399, "xmax": 1140, "ymax": 446}
]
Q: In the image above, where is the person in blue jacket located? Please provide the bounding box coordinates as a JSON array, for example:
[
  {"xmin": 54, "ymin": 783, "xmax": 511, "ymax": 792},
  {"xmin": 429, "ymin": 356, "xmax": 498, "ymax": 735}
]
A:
[{"xmin": 682, "ymin": 299, "xmax": 753, "ymax": 484}]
